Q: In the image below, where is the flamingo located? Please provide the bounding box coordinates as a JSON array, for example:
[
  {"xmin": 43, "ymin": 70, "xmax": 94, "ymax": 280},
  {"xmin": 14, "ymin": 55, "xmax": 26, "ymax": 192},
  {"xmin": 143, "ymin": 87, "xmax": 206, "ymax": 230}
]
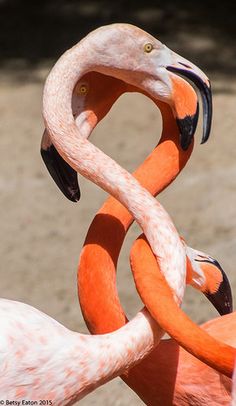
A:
[
  {"xmin": 40, "ymin": 24, "xmax": 236, "ymax": 404},
  {"xmin": 42, "ymin": 71, "xmax": 230, "ymax": 320},
  {"xmin": 130, "ymin": 235, "xmax": 236, "ymax": 405},
  {"xmin": 41, "ymin": 22, "xmax": 211, "ymax": 310},
  {"xmin": 0, "ymin": 24, "xmax": 212, "ymax": 403},
  {"xmin": 43, "ymin": 45, "xmax": 233, "ymax": 404},
  {"xmin": 74, "ymin": 72, "xmax": 230, "ymax": 328},
  {"xmin": 0, "ymin": 23, "xmax": 214, "ymax": 405},
  {"xmin": 0, "ymin": 298, "xmax": 162, "ymax": 401}
]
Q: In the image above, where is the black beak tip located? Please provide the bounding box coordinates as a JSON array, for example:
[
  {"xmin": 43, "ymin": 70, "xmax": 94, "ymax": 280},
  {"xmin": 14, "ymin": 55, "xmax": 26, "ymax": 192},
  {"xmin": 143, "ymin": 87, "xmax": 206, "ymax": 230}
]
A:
[
  {"xmin": 200, "ymin": 90, "xmax": 212, "ymax": 145},
  {"xmin": 40, "ymin": 146, "xmax": 81, "ymax": 203},
  {"xmin": 167, "ymin": 65, "xmax": 212, "ymax": 146},
  {"xmin": 65, "ymin": 187, "xmax": 81, "ymax": 203},
  {"xmin": 204, "ymin": 291, "xmax": 233, "ymax": 316},
  {"xmin": 204, "ymin": 260, "xmax": 233, "ymax": 316},
  {"xmin": 176, "ymin": 103, "xmax": 199, "ymax": 151},
  {"xmin": 200, "ymin": 124, "xmax": 211, "ymax": 145}
]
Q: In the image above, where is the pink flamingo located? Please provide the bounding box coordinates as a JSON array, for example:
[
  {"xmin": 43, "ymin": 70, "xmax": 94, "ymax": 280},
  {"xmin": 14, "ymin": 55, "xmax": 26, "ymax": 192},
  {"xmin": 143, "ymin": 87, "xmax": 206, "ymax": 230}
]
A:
[
  {"xmin": 0, "ymin": 299, "xmax": 161, "ymax": 401},
  {"xmin": 42, "ymin": 23, "xmax": 212, "ymax": 306},
  {"xmin": 0, "ymin": 24, "xmax": 212, "ymax": 403},
  {"xmin": 42, "ymin": 48, "xmax": 232, "ymax": 404},
  {"xmin": 41, "ymin": 23, "xmax": 236, "ymax": 404}
]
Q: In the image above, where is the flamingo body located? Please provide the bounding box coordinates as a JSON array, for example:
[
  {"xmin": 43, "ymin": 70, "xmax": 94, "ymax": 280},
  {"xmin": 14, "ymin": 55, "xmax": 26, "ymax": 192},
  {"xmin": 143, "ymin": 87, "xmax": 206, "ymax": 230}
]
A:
[
  {"xmin": 40, "ymin": 23, "xmax": 231, "ymax": 405},
  {"xmin": 126, "ymin": 313, "xmax": 234, "ymax": 406},
  {"xmin": 0, "ymin": 299, "xmax": 160, "ymax": 403},
  {"xmin": 68, "ymin": 40, "xmax": 232, "ymax": 404},
  {"xmin": 1, "ymin": 23, "xmax": 210, "ymax": 403},
  {"xmin": 0, "ymin": 299, "xmax": 233, "ymax": 405}
]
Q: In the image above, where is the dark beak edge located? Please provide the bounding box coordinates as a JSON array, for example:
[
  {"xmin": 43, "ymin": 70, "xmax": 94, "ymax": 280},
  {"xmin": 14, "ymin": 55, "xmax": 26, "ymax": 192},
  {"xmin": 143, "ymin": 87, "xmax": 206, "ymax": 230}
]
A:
[
  {"xmin": 167, "ymin": 66, "xmax": 212, "ymax": 150},
  {"xmin": 41, "ymin": 66, "xmax": 212, "ymax": 198},
  {"xmin": 41, "ymin": 145, "xmax": 80, "ymax": 202},
  {"xmin": 196, "ymin": 258, "xmax": 233, "ymax": 316}
]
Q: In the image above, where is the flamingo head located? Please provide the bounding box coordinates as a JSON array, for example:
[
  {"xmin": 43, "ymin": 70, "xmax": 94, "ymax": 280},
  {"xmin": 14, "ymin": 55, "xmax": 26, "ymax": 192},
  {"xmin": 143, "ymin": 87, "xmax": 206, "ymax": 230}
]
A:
[
  {"xmin": 85, "ymin": 24, "xmax": 212, "ymax": 149},
  {"xmin": 41, "ymin": 72, "xmax": 128, "ymax": 202},
  {"xmin": 41, "ymin": 24, "xmax": 212, "ymax": 201},
  {"xmin": 185, "ymin": 244, "xmax": 233, "ymax": 316}
]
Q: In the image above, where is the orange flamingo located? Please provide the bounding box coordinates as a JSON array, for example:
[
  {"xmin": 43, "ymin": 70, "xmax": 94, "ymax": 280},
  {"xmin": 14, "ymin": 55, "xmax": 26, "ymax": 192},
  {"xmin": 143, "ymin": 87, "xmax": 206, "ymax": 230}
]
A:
[
  {"xmin": 130, "ymin": 236, "xmax": 236, "ymax": 404},
  {"xmin": 71, "ymin": 57, "xmax": 233, "ymax": 404},
  {"xmin": 41, "ymin": 23, "xmax": 212, "ymax": 306},
  {"xmin": 1, "ymin": 25, "xmax": 212, "ymax": 403},
  {"xmin": 40, "ymin": 23, "xmax": 235, "ymax": 404},
  {"xmin": 42, "ymin": 70, "xmax": 231, "ymax": 315}
]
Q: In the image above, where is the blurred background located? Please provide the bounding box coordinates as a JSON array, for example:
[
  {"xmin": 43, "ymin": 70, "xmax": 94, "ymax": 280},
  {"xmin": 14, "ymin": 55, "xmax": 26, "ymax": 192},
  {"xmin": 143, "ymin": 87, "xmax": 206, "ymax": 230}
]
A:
[
  {"xmin": 1, "ymin": 1, "xmax": 236, "ymax": 404},
  {"xmin": 1, "ymin": 0, "xmax": 236, "ymax": 77}
]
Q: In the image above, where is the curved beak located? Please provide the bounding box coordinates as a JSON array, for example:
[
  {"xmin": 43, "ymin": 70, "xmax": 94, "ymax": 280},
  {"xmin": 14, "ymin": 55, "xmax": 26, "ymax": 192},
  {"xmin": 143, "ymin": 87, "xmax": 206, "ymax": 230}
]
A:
[
  {"xmin": 40, "ymin": 130, "xmax": 80, "ymax": 202},
  {"xmin": 195, "ymin": 257, "xmax": 233, "ymax": 316},
  {"xmin": 166, "ymin": 52, "xmax": 212, "ymax": 150}
]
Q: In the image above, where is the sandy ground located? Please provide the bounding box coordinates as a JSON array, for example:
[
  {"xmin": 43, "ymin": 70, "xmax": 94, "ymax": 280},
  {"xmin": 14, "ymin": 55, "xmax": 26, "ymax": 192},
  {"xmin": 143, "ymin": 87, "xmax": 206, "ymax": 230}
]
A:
[{"xmin": 1, "ymin": 65, "xmax": 236, "ymax": 405}]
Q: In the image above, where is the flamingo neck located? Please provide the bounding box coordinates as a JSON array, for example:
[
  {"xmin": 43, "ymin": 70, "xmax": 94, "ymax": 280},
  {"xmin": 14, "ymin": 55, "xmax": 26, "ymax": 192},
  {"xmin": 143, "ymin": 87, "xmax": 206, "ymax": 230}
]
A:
[
  {"xmin": 43, "ymin": 43, "xmax": 186, "ymax": 304},
  {"xmin": 130, "ymin": 236, "xmax": 235, "ymax": 378},
  {"xmin": 2, "ymin": 300, "xmax": 161, "ymax": 404},
  {"xmin": 52, "ymin": 310, "xmax": 161, "ymax": 403},
  {"xmin": 78, "ymin": 102, "xmax": 193, "ymax": 333}
]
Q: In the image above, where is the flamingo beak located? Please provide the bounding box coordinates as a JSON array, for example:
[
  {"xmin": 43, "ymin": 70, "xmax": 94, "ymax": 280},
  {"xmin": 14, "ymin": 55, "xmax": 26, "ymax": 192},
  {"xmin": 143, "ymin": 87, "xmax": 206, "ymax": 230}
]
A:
[
  {"xmin": 195, "ymin": 257, "xmax": 233, "ymax": 316},
  {"xmin": 166, "ymin": 57, "xmax": 212, "ymax": 150},
  {"xmin": 40, "ymin": 130, "xmax": 80, "ymax": 202}
]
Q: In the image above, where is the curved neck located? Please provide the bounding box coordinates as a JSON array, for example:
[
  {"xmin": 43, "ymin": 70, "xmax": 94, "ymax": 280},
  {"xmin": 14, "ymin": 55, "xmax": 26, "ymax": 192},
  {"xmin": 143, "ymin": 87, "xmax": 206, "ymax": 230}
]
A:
[
  {"xmin": 44, "ymin": 44, "xmax": 186, "ymax": 304},
  {"xmin": 130, "ymin": 236, "xmax": 235, "ymax": 378},
  {"xmin": 78, "ymin": 99, "xmax": 193, "ymax": 333},
  {"xmin": 77, "ymin": 309, "xmax": 163, "ymax": 396},
  {"xmin": 33, "ymin": 309, "xmax": 160, "ymax": 404}
]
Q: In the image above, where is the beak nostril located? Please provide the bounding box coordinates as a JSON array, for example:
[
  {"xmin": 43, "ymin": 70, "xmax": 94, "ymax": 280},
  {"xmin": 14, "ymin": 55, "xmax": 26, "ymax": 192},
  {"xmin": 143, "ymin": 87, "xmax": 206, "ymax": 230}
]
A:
[{"xmin": 179, "ymin": 62, "xmax": 192, "ymax": 69}]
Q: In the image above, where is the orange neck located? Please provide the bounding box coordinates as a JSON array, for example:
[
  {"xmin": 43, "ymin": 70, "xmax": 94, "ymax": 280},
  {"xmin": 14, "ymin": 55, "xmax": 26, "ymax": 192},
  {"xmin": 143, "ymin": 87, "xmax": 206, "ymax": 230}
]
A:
[
  {"xmin": 78, "ymin": 101, "xmax": 193, "ymax": 334},
  {"xmin": 77, "ymin": 101, "xmax": 201, "ymax": 405},
  {"xmin": 130, "ymin": 235, "xmax": 235, "ymax": 378}
]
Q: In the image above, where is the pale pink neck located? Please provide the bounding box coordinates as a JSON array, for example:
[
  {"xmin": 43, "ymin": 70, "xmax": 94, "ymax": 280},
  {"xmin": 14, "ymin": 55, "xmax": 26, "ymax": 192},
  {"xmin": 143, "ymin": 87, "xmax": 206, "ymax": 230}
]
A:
[
  {"xmin": 43, "ymin": 42, "xmax": 186, "ymax": 303},
  {"xmin": 5, "ymin": 300, "xmax": 160, "ymax": 404},
  {"xmin": 57, "ymin": 309, "xmax": 161, "ymax": 403}
]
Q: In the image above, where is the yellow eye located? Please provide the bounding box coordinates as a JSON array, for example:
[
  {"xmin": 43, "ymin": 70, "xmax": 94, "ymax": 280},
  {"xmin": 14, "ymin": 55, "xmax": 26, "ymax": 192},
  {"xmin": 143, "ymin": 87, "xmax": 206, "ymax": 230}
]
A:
[
  {"xmin": 78, "ymin": 84, "xmax": 88, "ymax": 95},
  {"xmin": 144, "ymin": 43, "xmax": 153, "ymax": 53}
]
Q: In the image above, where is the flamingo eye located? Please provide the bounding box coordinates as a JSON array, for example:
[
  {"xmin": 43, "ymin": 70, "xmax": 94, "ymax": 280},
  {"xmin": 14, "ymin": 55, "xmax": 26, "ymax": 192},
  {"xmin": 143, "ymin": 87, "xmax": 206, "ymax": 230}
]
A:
[
  {"xmin": 144, "ymin": 43, "xmax": 153, "ymax": 53},
  {"xmin": 79, "ymin": 84, "xmax": 88, "ymax": 95}
]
